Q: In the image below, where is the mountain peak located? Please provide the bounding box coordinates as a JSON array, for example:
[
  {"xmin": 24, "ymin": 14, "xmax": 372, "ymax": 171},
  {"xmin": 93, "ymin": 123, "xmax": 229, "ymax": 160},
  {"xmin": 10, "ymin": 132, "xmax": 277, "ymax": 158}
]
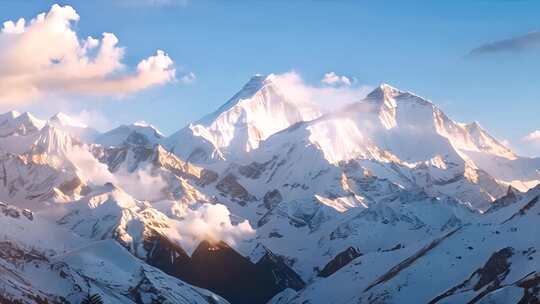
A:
[
  {"xmin": 366, "ymin": 83, "xmax": 404, "ymax": 101},
  {"xmin": 199, "ymin": 74, "xmax": 275, "ymax": 125},
  {"xmin": 95, "ymin": 122, "xmax": 164, "ymax": 147},
  {"xmin": 167, "ymin": 73, "xmax": 321, "ymax": 160},
  {"xmin": 132, "ymin": 121, "xmax": 165, "ymax": 137},
  {"xmin": 50, "ymin": 112, "xmax": 88, "ymax": 128},
  {"xmin": 15, "ymin": 111, "xmax": 46, "ymax": 130}
]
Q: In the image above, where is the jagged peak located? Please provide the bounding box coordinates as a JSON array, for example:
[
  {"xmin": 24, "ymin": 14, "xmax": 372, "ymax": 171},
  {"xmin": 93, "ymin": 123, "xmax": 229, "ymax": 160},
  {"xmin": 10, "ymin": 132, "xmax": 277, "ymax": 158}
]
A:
[
  {"xmin": 366, "ymin": 83, "xmax": 404, "ymax": 101},
  {"xmin": 365, "ymin": 83, "xmax": 434, "ymax": 108},
  {"xmin": 132, "ymin": 120, "xmax": 165, "ymax": 137},
  {"xmin": 199, "ymin": 74, "xmax": 274, "ymax": 122},
  {"xmin": 14, "ymin": 111, "xmax": 46, "ymax": 128},
  {"xmin": 49, "ymin": 112, "xmax": 88, "ymax": 128},
  {"xmin": 103, "ymin": 123, "xmax": 164, "ymax": 138}
]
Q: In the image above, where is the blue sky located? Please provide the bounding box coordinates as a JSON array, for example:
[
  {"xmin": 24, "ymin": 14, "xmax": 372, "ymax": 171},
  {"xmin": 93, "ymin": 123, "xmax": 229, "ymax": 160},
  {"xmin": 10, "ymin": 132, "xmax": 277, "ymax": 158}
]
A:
[{"xmin": 1, "ymin": 0, "xmax": 539, "ymax": 155}]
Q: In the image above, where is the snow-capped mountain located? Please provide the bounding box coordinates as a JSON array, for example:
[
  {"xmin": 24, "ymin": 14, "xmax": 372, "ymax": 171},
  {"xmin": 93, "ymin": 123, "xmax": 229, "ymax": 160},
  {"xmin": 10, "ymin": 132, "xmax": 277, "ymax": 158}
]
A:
[
  {"xmin": 48, "ymin": 112, "xmax": 100, "ymax": 142},
  {"xmin": 271, "ymin": 185, "xmax": 540, "ymax": 304},
  {"xmin": 0, "ymin": 77, "xmax": 538, "ymax": 304},
  {"xmin": 165, "ymin": 74, "xmax": 321, "ymax": 162},
  {"xmin": 0, "ymin": 201, "xmax": 229, "ymax": 304},
  {"xmin": 96, "ymin": 121, "xmax": 164, "ymax": 147}
]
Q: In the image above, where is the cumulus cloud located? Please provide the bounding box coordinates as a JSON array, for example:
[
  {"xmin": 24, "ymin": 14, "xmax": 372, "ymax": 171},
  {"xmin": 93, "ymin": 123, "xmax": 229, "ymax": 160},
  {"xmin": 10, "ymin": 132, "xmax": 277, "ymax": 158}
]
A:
[
  {"xmin": 0, "ymin": 4, "xmax": 184, "ymax": 104},
  {"xmin": 524, "ymin": 130, "xmax": 540, "ymax": 142},
  {"xmin": 468, "ymin": 31, "xmax": 540, "ymax": 56},
  {"xmin": 518, "ymin": 130, "xmax": 540, "ymax": 157},
  {"xmin": 68, "ymin": 145, "xmax": 115, "ymax": 186},
  {"xmin": 114, "ymin": 166, "xmax": 168, "ymax": 201},
  {"xmin": 321, "ymin": 72, "xmax": 352, "ymax": 86},
  {"xmin": 173, "ymin": 203, "xmax": 255, "ymax": 254},
  {"xmin": 270, "ymin": 71, "xmax": 372, "ymax": 112}
]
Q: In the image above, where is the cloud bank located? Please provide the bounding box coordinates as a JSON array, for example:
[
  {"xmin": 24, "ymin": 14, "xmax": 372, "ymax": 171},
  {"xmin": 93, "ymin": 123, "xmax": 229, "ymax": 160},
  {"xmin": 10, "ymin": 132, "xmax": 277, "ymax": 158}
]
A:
[
  {"xmin": 468, "ymin": 31, "xmax": 540, "ymax": 56},
  {"xmin": 271, "ymin": 71, "xmax": 371, "ymax": 112},
  {"xmin": 0, "ymin": 4, "xmax": 185, "ymax": 105},
  {"xmin": 174, "ymin": 203, "xmax": 255, "ymax": 254}
]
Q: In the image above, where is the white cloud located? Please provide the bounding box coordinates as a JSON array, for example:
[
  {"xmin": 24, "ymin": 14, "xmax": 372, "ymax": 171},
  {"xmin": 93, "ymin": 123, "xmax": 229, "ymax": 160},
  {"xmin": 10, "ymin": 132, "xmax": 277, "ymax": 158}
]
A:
[
  {"xmin": 180, "ymin": 71, "xmax": 197, "ymax": 84},
  {"xmin": 524, "ymin": 130, "xmax": 540, "ymax": 142},
  {"xmin": 114, "ymin": 165, "xmax": 168, "ymax": 201},
  {"xmin": 67, "ymin": 109, "xmax": 112, "ymax": 131},
  {"xmin": 321, "ymin": 72, "xmax": 352, "ymax": 87},
  {"xmin": 0, "ymin": 4, "xmax": 181, "ymax": 105},
  {"xmin": 68, "ymin": 145, "xmax": 116, "ymax": 186},
  {"xmin": 518, "ymin": 130, "xmax": 540, "ymax": 157},
  {"xmin": 173, "ymin": 203, "xmax": 255, "ymax": 254},
  {"xmin": 270, "ymin": 71, "xmax": 371, "ymax": 112},
  {"xmin": 68, "ymin": 146, "xmax": 167, "ymax": 201}
]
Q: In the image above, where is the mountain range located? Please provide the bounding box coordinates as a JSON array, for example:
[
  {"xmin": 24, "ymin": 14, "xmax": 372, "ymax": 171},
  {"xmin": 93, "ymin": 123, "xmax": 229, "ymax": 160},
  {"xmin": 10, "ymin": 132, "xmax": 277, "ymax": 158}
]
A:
[{"xmin": 0, "ymin": 74, "xmax": 538, "ymax": 304}]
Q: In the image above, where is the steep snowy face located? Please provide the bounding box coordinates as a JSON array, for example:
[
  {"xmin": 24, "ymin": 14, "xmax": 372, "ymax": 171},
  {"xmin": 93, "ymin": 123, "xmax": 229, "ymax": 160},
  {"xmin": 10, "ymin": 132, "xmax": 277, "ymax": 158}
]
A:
[
  {"xmin": 255, "ymin": 84, "xmax": 464, "ymax": 165},
  {"xmin": 353, "ymin": 84, "xmax": 515, "ymax": 162},
  {"xmin": 166, "ymin": 74, "xmax": 321, "ymax": 162},
  {"xmin": 48, "ymin": 112, "xmax": 100, "ymax": 142},
  {"xmin": 0, "ymin": 111, "xmax": 45, "ymax": 137},
  {"xmin": 463, "ymin": 121, "xmax": 515, "ymax": 159},
  {"xmin": 96, "ymin": 122, "xmax": 164, "ymax": 147},
  {"xmin": 239, "ymin": 84, "xmax": 513, "ymax": 210}
]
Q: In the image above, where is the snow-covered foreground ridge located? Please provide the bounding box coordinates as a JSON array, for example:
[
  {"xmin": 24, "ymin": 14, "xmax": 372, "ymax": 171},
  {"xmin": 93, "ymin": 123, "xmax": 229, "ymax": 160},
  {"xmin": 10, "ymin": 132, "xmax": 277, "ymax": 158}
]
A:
[{"xmin": 0, "ymin": 75, "xmax": 538, "ymax": 304}]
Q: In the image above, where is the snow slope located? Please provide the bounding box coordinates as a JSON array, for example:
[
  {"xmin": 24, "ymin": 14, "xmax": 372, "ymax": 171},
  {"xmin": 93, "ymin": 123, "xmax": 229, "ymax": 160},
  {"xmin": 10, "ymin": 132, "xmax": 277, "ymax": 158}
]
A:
[{"xmin": 165, "ymin": 74, "xmax": 321, "ymax": 162}]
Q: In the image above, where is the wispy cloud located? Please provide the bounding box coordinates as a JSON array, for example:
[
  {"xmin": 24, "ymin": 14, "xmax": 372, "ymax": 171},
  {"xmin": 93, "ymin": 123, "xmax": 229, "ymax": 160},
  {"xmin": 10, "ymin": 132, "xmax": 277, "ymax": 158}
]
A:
[
  {"xmin": 321, "ymin": 72, "xmax": 352, "ymax": 87},
  {"xmin": 468, "ymin": 31, "xmax": 540, "ymax": 56},
  {"xmin": 271, "ymin": 71, "xmax": 372, "ymax": 112},
  {"xmin": 520, "ymin": 130, "xmax": 540, "ymax": 156},
  {"xmin": 524, "ymin": 130, "xmax": 540, "ymax": 142},
  {"xmin": 0, "ymin": 4, "xmax": 193, "ymax": 105}
]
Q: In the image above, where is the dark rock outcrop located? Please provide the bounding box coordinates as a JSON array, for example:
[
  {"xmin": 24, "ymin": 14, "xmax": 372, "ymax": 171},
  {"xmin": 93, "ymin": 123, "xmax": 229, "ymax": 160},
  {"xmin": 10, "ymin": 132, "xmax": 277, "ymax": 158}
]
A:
[
  {"xmin": 216, "ymin": 174, "xmax": 256, "ymax": 206},
  {"xmin": 146, "ymin": 236, "xmax": 304, "ymax": 304},
  {"xmin": 263, "ymin": 189, "xmax": 283, "ymax": 210},
  {"xmin": 318, "ymin": 246, "xmax": 362, "ymax": 278}
]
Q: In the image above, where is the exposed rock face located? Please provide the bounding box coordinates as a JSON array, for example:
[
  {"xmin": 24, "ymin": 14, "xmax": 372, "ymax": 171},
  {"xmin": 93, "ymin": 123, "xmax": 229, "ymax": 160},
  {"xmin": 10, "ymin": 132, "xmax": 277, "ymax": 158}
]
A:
[
  {"xmin": 263, "ymin": 189, "xmax": 283, "ymax": 210},
  {"xmin": 473, "ymin": 247, "xmax": 514, "ymax": 292},
  {"xmin": 366, "ymin": 227, "xmax": 462, "ymax": 292},
  {"xmin": 502, "ymin": 196, "xmax": 539, "ymax": 224},
  {"xmin": 516, "ymin": 272, "xmax": 540, "ymax": 303},
  {"xmin": 145, "ymin": 232, "xmax": 192, "ymax": 276},
  {"xmin": 146, "ymin": 237, "xmax": 304, "ymax": 304},
  {"xmin": 216, "ymin": 174, "xmax": 256, "ymax": 206},
  {"xmin": 318, "ymin": 246, "xmax": 362, "ymax": 278},
  {"xmin": 0, "ymin": 203, "xmax": 33, "ymax": 221},
  {"xmin": 254, "ymin": 246, "xmax": 305, "ymax": 292},
  {"xmin": 486, "ymin": 186, "xmax": 520, "ymax": 213},
  {"xmin": 428, "ymin": 247, "xmax": 515, "ymax": 304}
]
